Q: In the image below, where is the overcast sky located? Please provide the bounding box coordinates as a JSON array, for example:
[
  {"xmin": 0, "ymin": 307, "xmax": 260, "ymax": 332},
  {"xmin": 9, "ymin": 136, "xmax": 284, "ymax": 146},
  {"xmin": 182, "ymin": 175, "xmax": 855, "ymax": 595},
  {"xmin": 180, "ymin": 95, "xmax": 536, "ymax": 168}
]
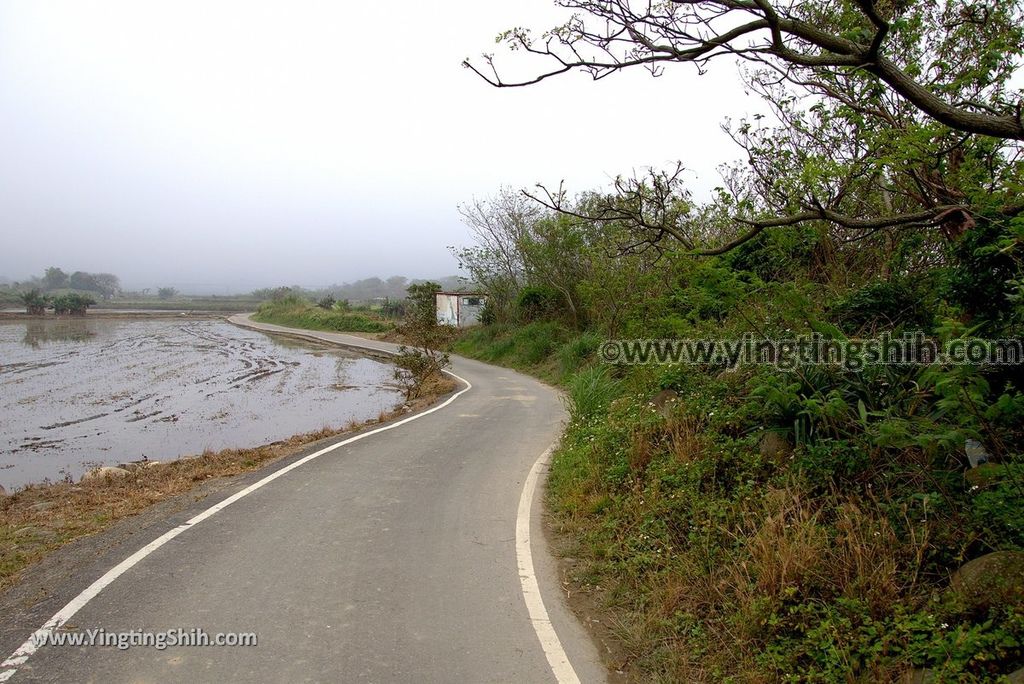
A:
[{"xmin": 0, "ymin": 1, "xmax": 760, "ymax": 293}]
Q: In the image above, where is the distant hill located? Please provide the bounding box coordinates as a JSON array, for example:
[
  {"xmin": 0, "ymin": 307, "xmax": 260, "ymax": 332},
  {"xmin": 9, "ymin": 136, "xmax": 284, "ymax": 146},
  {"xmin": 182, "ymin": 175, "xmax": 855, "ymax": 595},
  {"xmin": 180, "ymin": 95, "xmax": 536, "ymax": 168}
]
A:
[{"xmin": 318, "ymin": 275, "xmax": 468, "ymax": 303}]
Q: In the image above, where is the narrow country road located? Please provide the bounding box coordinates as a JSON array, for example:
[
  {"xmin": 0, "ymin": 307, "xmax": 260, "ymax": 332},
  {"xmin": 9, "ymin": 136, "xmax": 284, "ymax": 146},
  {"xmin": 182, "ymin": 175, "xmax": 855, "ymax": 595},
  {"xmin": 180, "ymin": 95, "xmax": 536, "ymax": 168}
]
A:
[{"xmin": 0, "ymin": 315, "xmax": 606, "ymax": 683}]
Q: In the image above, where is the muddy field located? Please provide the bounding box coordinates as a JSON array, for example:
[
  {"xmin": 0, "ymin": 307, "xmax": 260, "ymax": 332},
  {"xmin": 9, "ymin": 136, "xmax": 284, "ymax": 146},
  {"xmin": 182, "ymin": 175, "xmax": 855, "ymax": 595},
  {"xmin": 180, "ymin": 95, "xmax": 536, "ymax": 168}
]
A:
[{"xmin": 0, "ymin": 318, "xmax": 404, "ymax": 490}]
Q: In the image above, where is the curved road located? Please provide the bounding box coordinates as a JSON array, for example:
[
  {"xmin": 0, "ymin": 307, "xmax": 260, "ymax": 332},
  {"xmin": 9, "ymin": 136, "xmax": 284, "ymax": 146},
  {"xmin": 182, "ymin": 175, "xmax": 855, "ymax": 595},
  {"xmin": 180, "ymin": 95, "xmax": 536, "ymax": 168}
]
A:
[{"xmin": 0, "ymin": 315, "xmax": 606, "ymax": 683}]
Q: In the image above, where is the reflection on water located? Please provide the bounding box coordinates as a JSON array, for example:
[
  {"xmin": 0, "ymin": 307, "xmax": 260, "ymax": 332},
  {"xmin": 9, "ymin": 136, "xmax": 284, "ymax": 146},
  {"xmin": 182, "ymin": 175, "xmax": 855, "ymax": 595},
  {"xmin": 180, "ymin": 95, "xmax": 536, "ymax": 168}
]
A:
[
  {"xmin": 0, "ymin": 318, "xmax": 404, "ymax": 490},
  {"xmin": 21, "ymin": 319, "xmax": 98, "ymax": 349}
]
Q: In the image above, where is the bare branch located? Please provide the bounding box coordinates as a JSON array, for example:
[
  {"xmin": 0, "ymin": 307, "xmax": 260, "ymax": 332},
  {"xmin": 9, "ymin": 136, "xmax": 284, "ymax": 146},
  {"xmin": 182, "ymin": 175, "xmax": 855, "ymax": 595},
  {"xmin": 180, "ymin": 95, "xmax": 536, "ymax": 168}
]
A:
[{"xmin": 466, "ymin": 0, "xmax": 1024, "ymax": 139}]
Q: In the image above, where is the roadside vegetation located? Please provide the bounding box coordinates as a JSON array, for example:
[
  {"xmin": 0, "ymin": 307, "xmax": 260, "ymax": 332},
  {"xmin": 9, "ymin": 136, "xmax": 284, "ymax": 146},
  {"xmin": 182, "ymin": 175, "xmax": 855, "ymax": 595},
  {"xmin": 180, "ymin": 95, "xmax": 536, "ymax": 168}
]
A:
[
  {"xmin": 252, "ymin": 295, "xmax": 395, "ymax": 334},
  {"xmin": 450, "ymin": 2, "xmax": 1024, "ymax": 680},
  {"xmin": 392, "ymin": 282, "xmax": 458, "ymax": 399}
]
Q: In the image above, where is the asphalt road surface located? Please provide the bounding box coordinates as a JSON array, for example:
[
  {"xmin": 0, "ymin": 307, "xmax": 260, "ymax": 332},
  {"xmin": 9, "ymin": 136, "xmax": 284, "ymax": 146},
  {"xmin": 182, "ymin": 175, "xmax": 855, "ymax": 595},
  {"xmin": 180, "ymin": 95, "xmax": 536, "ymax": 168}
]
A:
[{"xmin": 0, "ymin": 315, "xmax": 606, "ymax": 683}]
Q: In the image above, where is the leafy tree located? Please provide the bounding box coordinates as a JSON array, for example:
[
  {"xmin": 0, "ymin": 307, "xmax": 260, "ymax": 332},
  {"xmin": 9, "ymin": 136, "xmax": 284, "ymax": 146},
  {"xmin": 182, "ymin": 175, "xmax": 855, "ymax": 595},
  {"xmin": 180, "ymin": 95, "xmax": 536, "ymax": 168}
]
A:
[
  {"xmin": 453, "ymin": 188, "xmax": 540, "ymax": 319},
  {"xmin": 157, "ymin": 287, "xmax": 178, "ymax": 300},
  {"xmin": 91, "ymin": 273, "xmax": 120, "ymax": 300},
  {"xmin": 394, "ymin": 281, "xmax": 452, "ymax": 399},
  {"xmin": 41, "ymin": 267, "xmax": 69, "ymax": 291},
  {"xmin": 69, "ymin": 271, "xmax": 98, "ymax": 291},
  {"xmin": 466, "ymin": 0, "xmax": 1024, "ymax": 260},
  {"xmin": 404, "ymin": 281, "xmax": 442, "ymax": 327}
]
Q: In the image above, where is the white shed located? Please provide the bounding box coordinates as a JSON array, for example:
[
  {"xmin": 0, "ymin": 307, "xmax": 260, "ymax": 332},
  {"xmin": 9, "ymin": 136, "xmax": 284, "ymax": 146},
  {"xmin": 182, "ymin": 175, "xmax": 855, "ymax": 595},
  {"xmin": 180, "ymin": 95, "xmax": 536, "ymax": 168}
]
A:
[{"xmin": 436, "ymin": 292, "xmax": 486, "ymax": 328}]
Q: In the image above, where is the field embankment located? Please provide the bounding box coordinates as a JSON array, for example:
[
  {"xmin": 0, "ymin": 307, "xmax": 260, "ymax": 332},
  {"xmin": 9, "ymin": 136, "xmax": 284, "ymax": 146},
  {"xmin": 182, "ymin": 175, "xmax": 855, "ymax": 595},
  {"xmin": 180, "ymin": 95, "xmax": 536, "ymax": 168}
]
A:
[
  {"xmin": 0, "ymin": 322, "xmax": 454, "ymax": 593},
  {"xmin": 102, "ymin": 296, "xmax": 263, "ymax": 312},
  {"xmin": 252, "ymin": 297, "xmax": 393, "ymax": 334}
]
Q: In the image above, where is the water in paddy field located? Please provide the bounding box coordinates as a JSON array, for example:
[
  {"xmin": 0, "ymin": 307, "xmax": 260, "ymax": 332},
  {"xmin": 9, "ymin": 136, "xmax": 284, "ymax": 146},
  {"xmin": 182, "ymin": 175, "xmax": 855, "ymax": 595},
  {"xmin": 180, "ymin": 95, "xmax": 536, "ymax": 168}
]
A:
[{"xmin": 0, "ymin": 318, "xmax": 405, "ymax": 490}]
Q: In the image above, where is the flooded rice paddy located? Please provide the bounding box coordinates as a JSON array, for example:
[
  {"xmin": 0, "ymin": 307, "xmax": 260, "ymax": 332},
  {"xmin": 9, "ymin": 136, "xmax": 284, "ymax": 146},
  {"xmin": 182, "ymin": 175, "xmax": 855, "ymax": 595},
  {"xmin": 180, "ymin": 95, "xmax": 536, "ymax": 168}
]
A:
[{"xmin": 0, "ymin": 317, "xmax": 404, "ymax": 490}]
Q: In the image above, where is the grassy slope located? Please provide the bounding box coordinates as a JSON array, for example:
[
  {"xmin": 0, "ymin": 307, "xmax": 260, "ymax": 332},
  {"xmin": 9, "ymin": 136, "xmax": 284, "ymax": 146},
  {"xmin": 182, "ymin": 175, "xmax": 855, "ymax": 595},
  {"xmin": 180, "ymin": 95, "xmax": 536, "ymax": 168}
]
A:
[{"xmin": 454, "ymin": 322, "xmax": 1024, "ymax": 682}]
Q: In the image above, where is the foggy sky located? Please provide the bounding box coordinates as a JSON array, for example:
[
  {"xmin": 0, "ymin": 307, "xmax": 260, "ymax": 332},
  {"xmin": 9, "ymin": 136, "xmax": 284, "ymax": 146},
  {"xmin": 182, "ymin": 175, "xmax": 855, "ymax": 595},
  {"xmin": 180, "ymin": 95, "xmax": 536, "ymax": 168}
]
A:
[{"xmin": 0, "ymin": 1, "xmax": 759, "ymax": 294}]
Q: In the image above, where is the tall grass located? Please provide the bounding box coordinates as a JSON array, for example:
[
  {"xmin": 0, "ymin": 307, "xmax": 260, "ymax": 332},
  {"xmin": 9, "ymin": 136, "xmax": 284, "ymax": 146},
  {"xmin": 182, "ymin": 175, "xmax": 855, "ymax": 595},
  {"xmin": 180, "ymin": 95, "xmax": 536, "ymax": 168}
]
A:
[
  {"xmin": 565, "ymin": 365, "xmax": 621, "ymax": 421},
  {"xmin": 452, "ymin": 320, "xmax": 567, "ymax": 378},
  {"xmin": 557, "ymin": 331, "xmax": 602, "ymax": 377}
]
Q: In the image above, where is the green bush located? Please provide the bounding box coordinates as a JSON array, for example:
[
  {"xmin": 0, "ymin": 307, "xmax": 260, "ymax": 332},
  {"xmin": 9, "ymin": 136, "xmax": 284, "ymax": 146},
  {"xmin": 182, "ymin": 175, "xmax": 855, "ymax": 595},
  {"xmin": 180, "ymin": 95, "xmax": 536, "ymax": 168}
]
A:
[
  {"xmin": 565, "ymin": 365, "xmax": 621, "ymax": 422},
  {"xmin": 557, "ymin": 331, "xmax": 602, "ymax": 377},
  {"xmin": 253, "ymin": 299, "xmax": 391, "ymax": 333},
  {"xmin": 724, "ymin": 226, "xmax": 823, "ymax": 282},
  {"xmin": 514, "ymin": 320, "xmax": 563, "ymax": 365},
  {"xmin": 516, "ymin": 285, "xmax": 563, "ymax": 322},
  {"xmin": 50, "ymin": 292, "xmax": 96, "ymax": 316},
  {"xmin": 828, "ymin": 278, "xmax": 935, "ymax": 334}
]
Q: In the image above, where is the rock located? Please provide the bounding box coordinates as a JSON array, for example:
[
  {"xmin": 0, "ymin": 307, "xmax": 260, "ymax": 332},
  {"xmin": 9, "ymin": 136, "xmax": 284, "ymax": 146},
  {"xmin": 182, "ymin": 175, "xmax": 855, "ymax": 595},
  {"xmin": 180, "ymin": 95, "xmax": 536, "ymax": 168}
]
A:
[
  {"xmin": 1007, "ymin": 667, "xmax": 1024, "ymax": 684},
  {"xmin": 964, "ymin": 463, "xmax": 1006, "ymax": 489},
  {"xmin": 950, "ymin": 551, "xmax": 1024, "ymax": 610},
  {"xmin": 650, "ymin": 389, "xmax": 680, "ymax": 417},
  {"xmin": 964, "ymin": 438, "xmax": 990, "ymax": 468},
  {"xmin": 118, "ymin": 459, "xmax": 158, "ymax": 471},
  {"xmin": 759, "ymin": 432, "xmax": 793, "ymax": 461},
  {"xmin": 81, "ymin": 466, "xmax": 130, "ymax": 482},
  {"xmin": 902, "ymin": 669, "xmax": 935, "ymax": 684}
]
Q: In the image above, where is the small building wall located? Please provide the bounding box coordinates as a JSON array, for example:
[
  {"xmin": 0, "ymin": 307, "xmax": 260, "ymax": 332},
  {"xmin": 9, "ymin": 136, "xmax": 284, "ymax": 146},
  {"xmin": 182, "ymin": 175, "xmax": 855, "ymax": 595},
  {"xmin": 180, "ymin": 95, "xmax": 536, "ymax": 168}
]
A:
[{"xmin": 436, "ymin": 292, "xmax": 486, "ymax": 328}]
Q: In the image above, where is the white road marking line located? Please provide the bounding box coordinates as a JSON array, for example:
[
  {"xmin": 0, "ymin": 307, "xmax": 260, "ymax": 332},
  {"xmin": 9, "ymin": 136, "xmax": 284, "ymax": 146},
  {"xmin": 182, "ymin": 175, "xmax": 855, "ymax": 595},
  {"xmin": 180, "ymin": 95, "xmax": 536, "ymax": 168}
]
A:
[
  {"xmin": 516, "ymin": 446, "xmax": 581, "ymax": 684},
  {"xmin": 0, "ymin": 369, "xmax": 472, "ymax": 682}
]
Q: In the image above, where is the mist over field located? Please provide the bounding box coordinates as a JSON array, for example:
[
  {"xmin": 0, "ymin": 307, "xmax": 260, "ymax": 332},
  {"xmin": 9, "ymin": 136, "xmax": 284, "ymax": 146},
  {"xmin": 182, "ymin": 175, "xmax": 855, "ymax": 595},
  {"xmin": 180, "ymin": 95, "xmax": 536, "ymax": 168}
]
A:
[{"xmin": 0, "ymin": 1, "xmax": 753, "ymax": 293}]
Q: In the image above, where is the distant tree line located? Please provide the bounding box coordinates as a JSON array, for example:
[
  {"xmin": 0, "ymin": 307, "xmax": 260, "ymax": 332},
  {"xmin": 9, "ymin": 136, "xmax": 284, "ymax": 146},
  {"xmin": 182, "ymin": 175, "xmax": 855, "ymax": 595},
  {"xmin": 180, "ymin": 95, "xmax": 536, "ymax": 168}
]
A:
[
  {"xmin": 249, "ymin": 275, "xmax": 466, "ymax": 306},
  {"xmin": 5, "ymin": 266, "xmax": 121, "ymax": 300}
]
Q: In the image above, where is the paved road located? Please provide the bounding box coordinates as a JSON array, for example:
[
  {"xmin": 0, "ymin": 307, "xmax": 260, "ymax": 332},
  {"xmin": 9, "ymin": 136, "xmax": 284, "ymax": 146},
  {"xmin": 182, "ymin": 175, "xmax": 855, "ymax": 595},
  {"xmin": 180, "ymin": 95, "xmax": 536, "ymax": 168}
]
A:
[{"xmin": 1, "ymin": 315, "xmax": 605, "ymax": 683}]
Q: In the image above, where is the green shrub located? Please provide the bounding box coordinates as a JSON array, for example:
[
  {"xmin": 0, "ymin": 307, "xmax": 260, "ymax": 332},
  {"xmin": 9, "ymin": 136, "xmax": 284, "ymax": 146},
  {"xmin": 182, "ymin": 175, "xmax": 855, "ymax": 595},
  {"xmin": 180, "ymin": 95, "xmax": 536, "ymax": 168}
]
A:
[
  {"xmin": 557, "ymin": 331, "xmax": 602, "ymax": 377},
  {"xmin": 829, "ymin": 277, "xmax": 935, "ymax": 334},
  {"xmin": 565, "ymin": 365, "xmax": 621, "ymax": 422},
  {"xmin": 50, "ymin": 293, "xmax": 96, "ymax": 316},
  {"xmin": 478, "ymin": 299, "xmax": 497, "ymax": 326},
  {"xmin": 19, "ymin": 289, "xmax": 48, "ymax": 315},
  {"xmin": 517, "ymin": 285, "xmax": 563, "ymax": 322},
  {"xmin": 724, "ymin": 225, "xmax": 823, "ymax": 282},
  {"xmin": 253, "ymin": 299, "xmax": 391, "ymax": 333},
  {"xmin": 944, "ymin": 216, "xmax": 1023, "ymax": 326},
  {"xmin": 514, "ymin": 320, "xmax": 563, "ymax": 365}
]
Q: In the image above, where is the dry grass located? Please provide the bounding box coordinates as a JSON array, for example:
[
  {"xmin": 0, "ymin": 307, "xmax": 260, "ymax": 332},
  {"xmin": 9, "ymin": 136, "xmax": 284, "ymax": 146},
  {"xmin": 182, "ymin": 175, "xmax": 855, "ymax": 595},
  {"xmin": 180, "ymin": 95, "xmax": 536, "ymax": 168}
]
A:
[
  {"xmin": 0, "ymin": 372, "xmax": 458, "ymax": 592},
  {"xmin": 591, "ymin": 482, "xmax": 933, "ymax": 681},
  {"xmin": 665, "ymin": 414, "xmax": 707, "ymax": 464},
  {"xmin": 415, "ymin": 369, "xmax": 459, "ymax": 398},
  {"xmin": 628, "ymin": 412, "xmax": 707, "ymax": 474},
  {"xmin": 0, "ymin": 427, "xmax": 339, "ymax": 592},
  {"xmin": 733, "ymin": 487, "xmax": 827, "ymax": 603}
]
